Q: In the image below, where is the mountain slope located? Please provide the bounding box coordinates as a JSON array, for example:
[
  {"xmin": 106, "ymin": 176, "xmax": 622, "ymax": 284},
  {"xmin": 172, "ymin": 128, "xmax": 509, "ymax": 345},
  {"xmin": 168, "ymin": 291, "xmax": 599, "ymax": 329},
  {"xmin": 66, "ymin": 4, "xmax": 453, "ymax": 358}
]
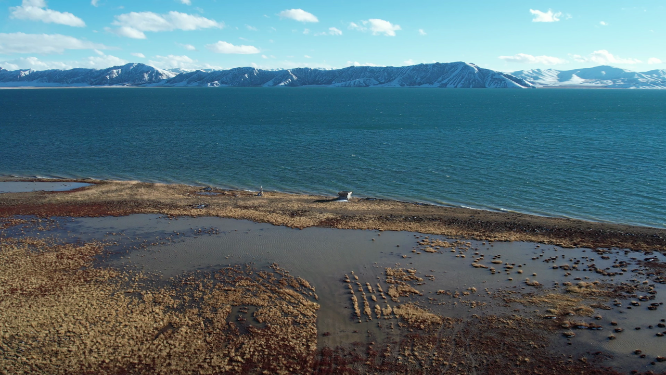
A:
[
  {"xmin": 511, "ymin": 66, "xmax": 666, "ymax": 89},
  {"xmin": 0, "ymin": 63, "xmax": 175, "ymax": 87},
  {"xmin": 0, "ymin": 62, "xmax": 533, "ymax": 88}
]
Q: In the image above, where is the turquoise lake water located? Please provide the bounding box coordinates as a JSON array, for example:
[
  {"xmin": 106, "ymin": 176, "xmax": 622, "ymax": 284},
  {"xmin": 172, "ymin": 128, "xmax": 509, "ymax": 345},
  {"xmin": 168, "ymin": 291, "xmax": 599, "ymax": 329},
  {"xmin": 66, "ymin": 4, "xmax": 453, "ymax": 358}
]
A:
[{"xmin": 1, "ymin": 87, "xmax": 664, "ymax": 228}]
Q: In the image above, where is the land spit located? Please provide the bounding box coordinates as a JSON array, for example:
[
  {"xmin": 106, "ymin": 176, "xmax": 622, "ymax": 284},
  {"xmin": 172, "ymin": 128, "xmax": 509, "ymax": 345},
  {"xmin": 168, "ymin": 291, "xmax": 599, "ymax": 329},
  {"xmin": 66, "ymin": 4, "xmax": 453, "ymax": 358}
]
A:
[
  {"xmin": 3, "ymin": 179, "xmax": 666, "ymax": 373},
  {"xmin": 0, "ymin": 178, "xmax": 665, "ymax": 252}
]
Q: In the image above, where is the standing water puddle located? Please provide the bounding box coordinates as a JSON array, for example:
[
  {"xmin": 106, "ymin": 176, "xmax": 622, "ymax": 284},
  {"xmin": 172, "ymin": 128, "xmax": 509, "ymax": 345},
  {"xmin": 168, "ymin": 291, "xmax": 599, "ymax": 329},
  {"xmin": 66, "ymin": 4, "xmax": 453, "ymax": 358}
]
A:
[{"xmin": 9, "ymin": 213, "xmax": 666, "ymax": 372}]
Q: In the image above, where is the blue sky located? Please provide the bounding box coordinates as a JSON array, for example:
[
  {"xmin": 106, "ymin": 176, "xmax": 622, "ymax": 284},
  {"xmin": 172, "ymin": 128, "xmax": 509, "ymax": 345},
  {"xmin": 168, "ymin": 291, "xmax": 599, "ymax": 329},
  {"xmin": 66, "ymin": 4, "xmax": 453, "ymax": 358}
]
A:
[{"xmin": 0, "ymin": 0, "xmax": 664, "ymax": 72}]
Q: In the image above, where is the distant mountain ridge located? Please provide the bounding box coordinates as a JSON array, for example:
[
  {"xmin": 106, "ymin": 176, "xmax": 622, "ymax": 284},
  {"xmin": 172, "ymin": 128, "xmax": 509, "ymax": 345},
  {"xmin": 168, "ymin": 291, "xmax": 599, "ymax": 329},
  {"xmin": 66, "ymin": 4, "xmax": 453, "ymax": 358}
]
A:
[
  {"xmin": 0, "ymin": 62, "xmax": 532, "ymax": 88},
  {"xmin": 511, "ymin": 65, "xmax": 666, "ymax": 89},
  {"xmin": 1, "ymin": 62, "xmax": 665, "ymax": 88},
  {"xmin": 0, "ymin": 63, "xmax": 175, "ymax": 87}
]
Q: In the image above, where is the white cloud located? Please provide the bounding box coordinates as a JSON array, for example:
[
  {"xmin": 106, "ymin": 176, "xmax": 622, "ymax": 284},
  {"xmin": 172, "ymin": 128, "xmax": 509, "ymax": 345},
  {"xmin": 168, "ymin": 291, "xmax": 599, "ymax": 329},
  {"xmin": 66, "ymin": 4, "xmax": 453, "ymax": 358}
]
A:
[
  {"xmin": 498, "ymin": 53, "xmax": 568, "ymax": 65},
  {"xmin": 110, "ymin": 11, "xmax": 222, "ymax": 39},
  {"xmin": 131, "ymin": 52, "xmax": 145, "ymax": 58},
  {"xmin": 261, "ymin": 55, "xmax": 268, "ymax": 59},
  {"xmin": 0, "ymin": 32, "xmax": 109, "ymax": 54},
  {"xmin": 91, "ymin": 0, "xmax": 99, "ymax": 7},
  {"xmin": 315, "ymin": 27, "xmax": 343, "ymax": 36},
  {"xmin": 10, "ymin": 0, "xmax": 86, "ymax": 27},
  {"xmin": 585, "ymin": 50, "xmax": 641, "ymax": 64},
  {"xmin": 107, "ymin": 26, "xmax": 146, "ymax": 39},
  {"xmin": 418, "ymin": 29, "xmax": 426, "ymax": 35},
  {"xmin": 349, "ymin": 19, "xmax": 401, "ymax": 36},
  {"xmin": 0, "ymin": 56, "xmax": 71, "ymax": 70},
  {"xmin": 599, "ymin": 21, "xmax": 608, "ymax": 26},
  {"xmin": 148, "ymin": 54, "xmax": 193, "ymax": 69},
  {"xmin": 180, "ymin": 0, "xmax": 191, "ymax": 5},
  {"xmin": 348, "ymin": 22, "xmax": 365, "ymax": 31},
  {"xmin": 246, "ymin": 24, "xmax": 257, "ymax": 31},
  {"xmin": 278, "ymin": 9, "xmax": 318, "ymax": 23},
  {"xmin": 404, "ymin": 59, "xmax": 415, "ymax": 65},
  {"xmin": 178, "ymin": 43, "xmax": 196, "ymax": 51},
  {"xmin": 0, "ymin": 53, "xmax": 127, "ymax": 71},
  {"xmin": 648, "ymin": 57, "xmax": 663, "ymax": 65},
  {"xmin": 529, "ymin": 9, "xmax": 562, "ymax": 23},
  {"xmin": 328, "ymin": 27, "xmax": 342, "ymax": 36},
  {"xmin": 303, "ymin": 28, "xmax": 310, "ymax": 35},
  {"xmin": 205, "ymin": 41, "xmax": 260, "ymax": 54},
  {"xmin": 304, "ymin": 55, "xmax": 311, "ymax": 59},
  {"xmin": 83, "ymin": 51, "xmax": 127, "ymax": 68},
  {"xmin": 147, "ymin": 54, "xmax": 223, "ymax": 70},
  {"xmin": 347, "ymin": 61, "xmax": 380, "ymax": 67},
  {"xmin": 367, "ymin": 19, "xmax": 401, "ymax": 36}
]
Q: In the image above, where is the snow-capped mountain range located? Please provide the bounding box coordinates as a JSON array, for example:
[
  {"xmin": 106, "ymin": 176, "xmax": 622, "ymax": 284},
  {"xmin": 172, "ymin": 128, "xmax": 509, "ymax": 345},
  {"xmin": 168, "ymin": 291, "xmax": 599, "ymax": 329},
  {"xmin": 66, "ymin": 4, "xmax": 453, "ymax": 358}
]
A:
[
  {"xmin": 0, "ymin": 62, "xmax": 664, "ymax": 89},
  {"xmin": 0, "ymin": 62, "xmax": 532, "ymax": 88},
  {"xmin": 511, "ymin": 65, "xmax": 666, "ymax": 89}
]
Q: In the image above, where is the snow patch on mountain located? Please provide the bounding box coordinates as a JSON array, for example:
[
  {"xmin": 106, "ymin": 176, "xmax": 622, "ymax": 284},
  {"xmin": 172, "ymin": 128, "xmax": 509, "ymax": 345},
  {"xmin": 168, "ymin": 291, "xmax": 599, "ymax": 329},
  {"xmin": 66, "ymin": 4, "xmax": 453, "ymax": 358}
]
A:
[
  {"xmin": 0, "ymin": 62, "xmax": 533, "ymax": 89},
  {"xmin": 512, "ymin": 66, "xmax": 666, "ymax": 89}
]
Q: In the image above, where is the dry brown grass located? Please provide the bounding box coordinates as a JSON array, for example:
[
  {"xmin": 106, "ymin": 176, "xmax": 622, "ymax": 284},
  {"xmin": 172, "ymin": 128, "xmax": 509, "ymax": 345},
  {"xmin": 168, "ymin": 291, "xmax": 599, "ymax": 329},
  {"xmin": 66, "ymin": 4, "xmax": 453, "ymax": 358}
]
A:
[
  {"xmin": 0, "ymin": 237, "xmax": 320, "ymax": 374},
  {"xmin": 508, "ymin": 292, "xmax": 595, "ymax": 317},
  {"xmin": 2, "ymin": 179, "xmax": 665, "ymax": 251}
]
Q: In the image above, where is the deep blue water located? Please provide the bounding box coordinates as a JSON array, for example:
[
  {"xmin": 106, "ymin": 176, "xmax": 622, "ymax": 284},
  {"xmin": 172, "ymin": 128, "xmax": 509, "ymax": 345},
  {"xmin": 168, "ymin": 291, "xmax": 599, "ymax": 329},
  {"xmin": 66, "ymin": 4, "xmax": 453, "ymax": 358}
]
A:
[{"xmin": 1, "ymin": 87, "xmax": 665, "ymax": 228}]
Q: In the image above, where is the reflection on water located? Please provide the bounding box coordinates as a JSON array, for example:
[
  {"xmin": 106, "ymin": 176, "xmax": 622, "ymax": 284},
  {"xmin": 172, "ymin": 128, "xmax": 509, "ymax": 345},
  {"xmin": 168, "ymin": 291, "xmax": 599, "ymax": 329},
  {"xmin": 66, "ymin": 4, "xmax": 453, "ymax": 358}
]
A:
[{"xmin": 15, "ymin": 214, "xmax": 666, "ymax": 371}]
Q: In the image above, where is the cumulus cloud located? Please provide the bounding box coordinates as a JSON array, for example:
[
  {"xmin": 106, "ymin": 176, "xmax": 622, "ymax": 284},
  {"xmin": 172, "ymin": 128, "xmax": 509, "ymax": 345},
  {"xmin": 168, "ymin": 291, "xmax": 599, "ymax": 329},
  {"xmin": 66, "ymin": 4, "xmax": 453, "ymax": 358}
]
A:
[
  {"xmin": 347, "ymin": 61, "xmax": 380, "ymax": 67},
  {"xmin": 572, "ymin": 50, "xmax": 641, "ymax": 65},
  {"xmin": 246, "ymin": 24, "xmax": 257, "ymax": 31},
  {"xmin": 10, "ymin": 0, "xmax": 86, "ymax": 27},
  {"xmin": 498, "ymin": 53, "xmax": 567, "ymax": 65},
  {"xmin": 599, "ymin": 21, "xmax": 608, "ymax": 26},
  {"xmin": 303, "ymin": 28, "xmax": 310, "ymax": 34},
  {"xmin": 91, "ymin": 0, "xmax": 99, "ymax": 6},
  {"xmin": 0, "ymin": 32, "xmax": 109, "ymax": 54},
  {"xmin": 205, "ymin": 41, "xmax": 260, "ymax": 54},
  {"xmin": 148, "ymin": 54, "xmax": 192, "ymax": 69},
  {"xmin": 0, "ymin": 53, "xmax": 127, "ymax": 71},
  {"xmin": 0, "ymin": 56, "xmax": 71, "ymax": 70},
  {"xmin": 530, "ymin": 9, "xmax": 562, "ymax": 22},
  {"xmin": 131, "ymin": 52, "xmax": 145, "ymax": 58},
  {"xmin": 177, "ymin": 43, "xmax": 196, "ymax": 51},
  {"xmin": 109, "ymin": 11, "xmax": 222, "ymax": 39},
  {"xmin": 404, "ymin": 59, "xmax": 415, "ymax": 65},
  {"xmin": 180, "ymin": 0, "xmax": 191, "ymax": 4},
  {"xmin": 278, "ymin": 9, "xmax": 318, "ymax": 23},
  {"xmin": 349, "ymin": 19, "xmax": 401, "ymax": 36},
  {"xmin": 648, "ymin": 57, "xmax": 663, "ymax": 65},
  {"xmin": 315, "ymin": 27, "xmax": 342, "ymax": 36},
  {"xmin": 146, "ymin": 55, "xmax": 223, "ymax": 71},
  {"xmin": 418, "ymin": 29, "xmax": 426, "ymax": 35},
  {"xmin": 328, "ymin": 27, "xmax": 342, "ymax": 36},
  {"xmin": 83, "ymin": 51, "xmax": 127, "ymax": 68}
]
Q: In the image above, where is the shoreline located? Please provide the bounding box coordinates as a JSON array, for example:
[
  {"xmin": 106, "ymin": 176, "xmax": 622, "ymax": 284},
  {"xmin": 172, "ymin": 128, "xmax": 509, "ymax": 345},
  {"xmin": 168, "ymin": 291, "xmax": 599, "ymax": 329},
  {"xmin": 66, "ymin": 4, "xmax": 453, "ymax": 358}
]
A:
[
  {"xmin": 1, "ymin": 178, "xmax": 665, "ymax": 252},
  {"xmin": 1, "ymin": 174, "xmax": 658, "ymax": 230}
]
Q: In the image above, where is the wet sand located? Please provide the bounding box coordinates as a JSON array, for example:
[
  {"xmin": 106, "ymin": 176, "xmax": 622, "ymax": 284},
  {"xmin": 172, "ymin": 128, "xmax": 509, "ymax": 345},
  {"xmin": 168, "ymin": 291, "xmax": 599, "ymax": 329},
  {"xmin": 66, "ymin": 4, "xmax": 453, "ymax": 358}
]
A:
[{"xmin": 3, "ymin": 179, "xmax": 666, "ymax": 373}]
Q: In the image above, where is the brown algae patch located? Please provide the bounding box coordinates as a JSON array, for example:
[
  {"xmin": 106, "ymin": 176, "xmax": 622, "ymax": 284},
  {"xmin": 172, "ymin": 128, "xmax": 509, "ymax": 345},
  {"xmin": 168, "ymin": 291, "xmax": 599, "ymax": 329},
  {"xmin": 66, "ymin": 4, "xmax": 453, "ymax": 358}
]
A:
[{"xmin": 0, "ymin": 237, "xmax": 320, "ymax": 374}]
